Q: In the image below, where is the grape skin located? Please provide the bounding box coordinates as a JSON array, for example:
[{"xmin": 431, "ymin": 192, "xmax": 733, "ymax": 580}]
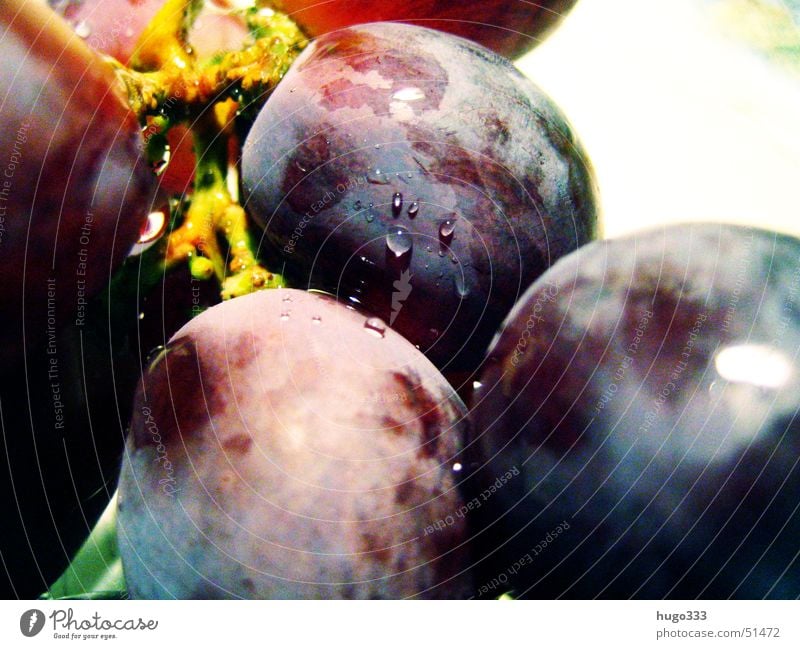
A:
[{"xmin": 0, "ymin": 0, "xmax": 157, "ymax": 369}]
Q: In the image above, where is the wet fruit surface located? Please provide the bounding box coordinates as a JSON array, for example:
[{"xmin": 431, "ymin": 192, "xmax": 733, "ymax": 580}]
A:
[
  {"xmin": 243, "ymin": 22, "xmax": 598, "ymax": 372},
  {"xmin": 118, "ymin": 289, "xmax": 472, "ymax": 598},
  {"xmin": 0, "ymin": 1, "xmax": 156, "ymax": 369},
  {"xmin": 470, "ymin": 223, "xmax": 800, "ymax": 598}
]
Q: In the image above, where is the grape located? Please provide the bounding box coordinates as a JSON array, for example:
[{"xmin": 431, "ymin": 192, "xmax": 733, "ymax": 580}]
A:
[
  {"xmin": 52, "ymin": 0, "xmax": 249, "ymax": 65},
  {"xmin": 118, "ymin": 288, "xmax": 472, "ymax": 598},
  {"xmin": 470, "ymin": 223, "xmax": 800, "ymax": 598},
  {"xmin": 270, "ymin": 0, "xmax": 579, "ymax": 59},
  {"xmin": 0, "ymin": 0, "xmax": 157, "ymax": 368},
  {"xmin": 242, "ymin": 22, "xmax": 598, "ymax": 371}
]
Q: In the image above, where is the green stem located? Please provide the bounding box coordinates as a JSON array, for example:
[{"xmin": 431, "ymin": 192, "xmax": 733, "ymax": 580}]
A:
[{"xmin": 41, "ymin": 494, "xmax": 126, "ymax": 600}]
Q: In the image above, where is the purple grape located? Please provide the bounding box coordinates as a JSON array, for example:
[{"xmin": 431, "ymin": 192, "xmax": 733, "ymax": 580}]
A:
[
  {"xmin": 242, "ymin": 22, "xmax": 599, "ymax": 371},
  {"xmin": 118, "ymin": 289, "xmax": 472, "ymax": 598},
  {"xmin": 470, "ymin": 223, "xmax": 800, "ymax": 598}
]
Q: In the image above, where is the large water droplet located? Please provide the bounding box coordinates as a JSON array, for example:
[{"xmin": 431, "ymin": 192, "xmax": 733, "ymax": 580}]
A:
[
  {"xmin": 407, "ymin": 201, "xmax": 419, "ymax": 217},
  {"xmin": 74, "ymin": 20, "xmax": 91, "ymax": 39},
  {"xmin": 129, "ymin": 207, "xmax": 169, "ymax": 256},
  {"xmin": 386, "ymin": 226, "xmax": 412, "ymax": 258},
  {"xmin": 392, "ymin": 192, "xmax": 403, "ymax": 216},
  {"xmin": 364, "ymin": 317, "xmax": 386, "ymax": 338}
]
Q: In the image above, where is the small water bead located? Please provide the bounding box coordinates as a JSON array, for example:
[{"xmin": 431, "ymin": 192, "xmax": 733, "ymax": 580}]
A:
[
  {"xmin": 282, "ymin": 295, "xmax": 292, "ymax": 303},
  {"xmin": 407, "ymin": 201, "xmax": 419, "ymax": 217},
  {"xmin": 425, "ymin": 245, "xmax": 433, "ymax": 253},
  {"xmin": 312, "ymin": 316, "xmax": 322, "ymax": 325},
  {"xmin": 280, "ymin": 312, "xmax": 291, "ymax": 321},
  {"xmin": 363, "ymin": 317, "xmax": 386, "ymax": 338},
  {"xmin": 452, "ymin": 463, "xmax": 463, "ymax": 472},
  {"xmin": 386, "ymin": 226, "xmax": 413, "ymax": 258},
  {"xmin": 392, "ymin": 192, "xmax": 403, "ymax": 216}
]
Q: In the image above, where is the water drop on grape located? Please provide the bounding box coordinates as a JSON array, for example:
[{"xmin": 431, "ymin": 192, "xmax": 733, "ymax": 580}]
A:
[
  {"xmin": 386, "ymin": 226, "xmax": 412, "ymax": 258},
  {"xmin": 74, "ymin": 20, "xmax": 91, "ymax": 39},
  {"xmin": 392, "ymin": 192, "xmax": 403, "ymax": 216},
  {"xmin": 425, "ymin": 245, "xmax": 433, "ymax": 253},
  {"xmin": 282, "ymin": 295, "xmax": 292, "ymax": 303},
  {"xmin": 312, "ymin": 316, "xmax": 322, "ymax": 325},
  {"xmin": 407, "ymin": 201, "xmax": 419, "ymax": 217},
  {"xmin": 452, "ymin": 463, "xmax": 463, "ymax": 472},
  {"xmin": 280, "ymin": 312, "xmax": 290, "ymax": 321},
  {"xmin": 363, "ymin": 317, "xmax": 386, "ymax": 338}
]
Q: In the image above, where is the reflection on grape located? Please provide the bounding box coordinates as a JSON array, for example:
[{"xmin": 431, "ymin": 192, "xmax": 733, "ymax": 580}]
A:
[
  {"xmin": 243, "ymin": 22, "xmax": 598, "ymax": 371},
  {"xmin": 471, "ymin": 223, "xmax": 800, "ymax": 598},
  {"xmin": 118, "ymin": 289, "xmax": 472, "ymax": 598}
]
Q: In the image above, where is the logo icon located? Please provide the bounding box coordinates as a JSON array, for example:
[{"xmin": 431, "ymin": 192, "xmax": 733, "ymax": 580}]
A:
[
  {"xmin": 20, "ymin": 609, "xmax": 45, "ymax": 637},
  {"xmin": 390, "ymin": 269, "xmax": 413, "ymax": 325}
]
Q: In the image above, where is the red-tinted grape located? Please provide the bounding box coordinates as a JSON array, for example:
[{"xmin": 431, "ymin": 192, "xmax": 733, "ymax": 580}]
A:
[{"xmin": 0, "ymin": 0, "xmax": 156, "ymax": 368}]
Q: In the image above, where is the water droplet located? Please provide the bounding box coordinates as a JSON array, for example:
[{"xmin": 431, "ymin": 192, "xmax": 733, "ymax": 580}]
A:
[
  {"xmin": 472, "ymin": 380, "xmax": 483, "ymax": 390},
  {"xmin": 439, "ymin": 218, "xmax": 456, "ymax": 242},
  {"xmin": 438, "ymin": 249, "xmax": 446, "ymax": 258},
  {"xmin": 386, "ymin": 226, "xmax": 412, "ymax": 258},
  {"xmin": 138, "ymin": 312, "xmax": 145, "ymax": 320},
  {"xmin": 365, "ymin": 211, "xmax": 375, "ymax": 223},
  {"xmin": 424, "ymin": 263, "xmax": 429, "ymax": 269},
  {"xmin": 452, "ymin": 462, "xmax": 463, "ymax": 472},
  {"xmin": 454, "ymin": 274, "xmax": 470, "ymax": 298},
  {"xmin": 425, "ymin": 245, "xmax": 433, "ymax": 253},
  {"xmin": 375, "ymin": 143, "xmax": 382, "ymax": 149},
  {"xmin": 407, "ymin": 201, "xmax": 419, "ymax": 217},
  {"xmin": 312, "ymin": 316, "xmax": 322, "ymax": 325},
  {"xmin": 392, "ymin": 192, "xmax": 403, "ymax": 216},
  {"xmin": 354, "ymin": 200, "xmax": 363, "ymax": 211},
  {"xmin": 280, "ymin": 312, "xmax": 290, "ymax": 321},
  {"xmin": 450, "ymin": 254, "xmax": 458, "ymax": 264},
  {"xmin": 364, "ymin": 317, "xmax": 386, "ymax": 338},
  {"xmin": 282, "ymin": 295, "xmax": 292, "ymax": 303},
  {"xmin": 74, "ymin": 20, "xmax": 91, "ymax": 39}
]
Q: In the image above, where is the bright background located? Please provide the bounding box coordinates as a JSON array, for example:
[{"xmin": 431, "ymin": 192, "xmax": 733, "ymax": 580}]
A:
[{"xmin": 518, "ymin": 0, "xmax": 800, "ymax": 238}]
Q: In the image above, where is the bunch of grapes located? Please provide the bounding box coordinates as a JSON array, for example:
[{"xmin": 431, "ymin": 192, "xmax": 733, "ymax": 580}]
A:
[{"xmin": 1, "ymin": 0, "xmax": 797, "ymax": 600}]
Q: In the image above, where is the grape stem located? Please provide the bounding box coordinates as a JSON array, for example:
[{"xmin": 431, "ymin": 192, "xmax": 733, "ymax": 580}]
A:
[{"xmin": 112, "ymin": 0, "xmax": 305, "ymax": 298}]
